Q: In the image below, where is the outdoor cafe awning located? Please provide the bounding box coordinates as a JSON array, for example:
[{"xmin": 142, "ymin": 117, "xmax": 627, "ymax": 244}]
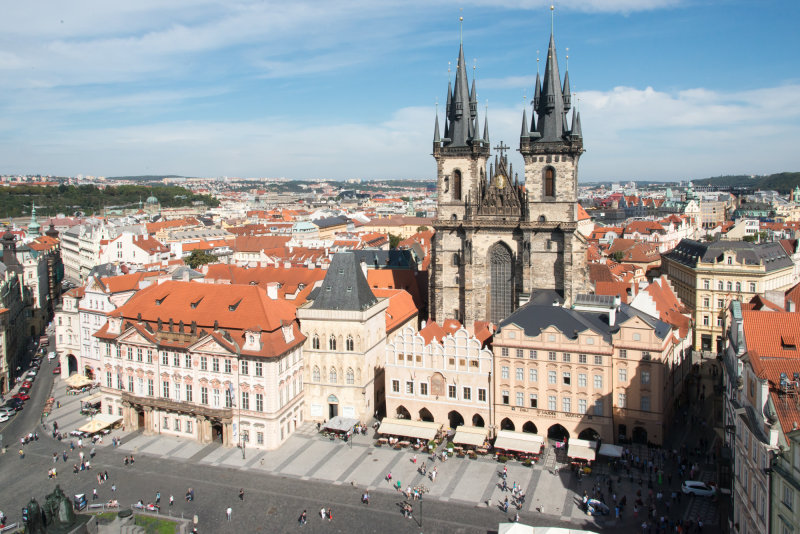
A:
[
  {"xmin": 493, "ymin": 430, "xmax": 545, "ymax": 455},
  {"xmin": 77, "ymin": 414, "xmax": 122, "ymax": 434},
  {"xmin": 567, "ymin": 438, "xmax": 597, "ymax": 461},
  {"xmin": 377, "ymin": 417, "xmax": 442, "ymax": 441},
  {"xmin": 82, "ymin": 392, "xmax": 103, "ymax": 404},
  {"xmin": 452, "ymin": 425, "xmax": 489, "ymax": 447},
  {"xmin": 598, "ymin": 443, "xmax": 623, "ymax": 458},
  {"xmin": 323, "ymin": 416, "xmax": 358, "ymax": 433},
  {"xmin": 65, "ymin": 374, "xmax": 92, "ymax": 388}
]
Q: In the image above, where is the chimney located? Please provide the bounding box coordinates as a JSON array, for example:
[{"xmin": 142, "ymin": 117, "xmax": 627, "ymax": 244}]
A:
[
  {"xmin": 266, "ymin": 282, "xmax": 279, "ymax": 300},
  {"xmin": 609, "ymin": 295, "xmax": 622, "ymax": 326}
]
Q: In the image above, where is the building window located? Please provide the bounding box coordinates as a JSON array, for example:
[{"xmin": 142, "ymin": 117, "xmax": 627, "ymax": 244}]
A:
[
  {"xmin": 224, "ymin": 359, "xmax": 232, "ymax": 374},
  {"xmin": 255, "ymin": 362, "xmax": 263, "ymax": 377},
  {"xmin": 516, "ymin": 368, "xmax": 524, "ymax": 381},
  {"xmin": 183, "ymin": 354, "xmax": 190, "ymax": 367},
  {"xmin": 562, "ymin": 397, "xmax": 571, "ymax": 413},
  {"xmin": 501, "ymin": 366, "xmax": 509, "ymax": 379},
  {"xmin": 174, "ymin": 419, "xmax": 181, "ymax": 432},
  {"xmin": 241, "ymin": 360, "xmax": 249, "ymax": 375},
  {"xmin": 619, "ymin": 368, "xmax": 627, "ymax": 383},
  {"xmin": 346, "ymin": 336, "xmax": 354, "ymax": 351},
  {"xmin": 241, "ymin": 391, "xmax": 249, "ymax": 410},
  {"xmin": 548, "ymin": 395, "xmax": 556, "ymax": 411},
  {"xmin": 212, "ymin": 358, "xmax": 220, "ymax": 372},
  {"xmin": 529, "ymin": 350, "xmax": 537, "ymax": 359},
  {"xmin": 346, "ymin": 368, "xmax": 354, "ymax": 385},
  {"xmin": 312, "ymin": 335, "xmax": 320, "ymax": 349},
  {"xmin": 544, "ymin": 167, "xmax": 555, "ymax": 197},
  {"xmin": 200, "ymin": 356, "xmax": 207, "ymax": 371},
  {"xmin": 750, "ymin": 282, "xmax": 756, "ymax": 292},
  {"xmin": 162, "ymin": 352, "xmax": 169, "ymax": 366},
  {"xmin": 727, "ymin": 281, "xmax": 733, "ymax": 291},
  {"xmin": 163, "ymin": 417, "xmax": 169, "ymax": 429},
  {"xmin": 594, "ymin": 375, "xmax": 603, "ymax": 389},
  {"xmin": 172, "ymin": 383, "xmax": 181, "ymax": 401},
  {"xmin": 594, "ymin": 399, "xmax": 603, "ymax": 416},
  {"xmin": 501, "ymin": 347, "xmax": 509, "ymax": 357},
  {"xmin": 516, "ymin": 349, "xmax": 524, "ymax": 359},
  {"xmin": 201, "ymin": 387, "xmax": 208, "ymax": 405},
  {"xmin": 529, "ymin": 394, "xmax": 538, "ymax": 408},
  {"xmin": 391, "ymin": 379, "xmax": 400, "ymax": 393},
  {"xmin": 548, "ymin": 351, "xmax": 557, "ymax": 361},
  {"xmin": 225, "ymin": 389, "xmax": 232, "ymax": 408},
  {"xmin": 213, "ymin": 389, "xmax": 220, "ymax": 407},
  {"xmin": 162, "ymin": 381, "xmax": 169, "ymax": 398},
  {"xmin": 618, "ymin": 393, "xmax": 626, "ymax": 408},
  {"xmin": 563, "ymin": 372, "xmax": 571, "ymax": 385},
  {"xmin": 736, "ymin": 282, "xmax": 741, "ymax": 292},
  {"xmin": 173, "ymin": 353, "xmax": 180, "ymax": 367},
  {"xmin": 703, "ymin": 297, "xmax": 710, "ymax": 308},
  {"xmin": 329, "ymin": 335, "xmax": 336, "ymax": 350},
  {"xmin": 406, "ymin": 381, "xmax": 414, "ymax": 394},
  {"xmin": 529, "ymin": 368, "xmax": 538, "ymax": 382},
  {"xmin": 478, "ymin": 388, "xmax": 487, "ymax": 402},
  {"xmin": 641, "ymin": 371, "xmax": 650, "ymax": 385},
  {"xmin": 642, "ymin": 352, "xmax": 651, "ymax": 361},
  {"xmin": 127, "ymin": 347, "xmax": 133, "ymax": 360},
  {"xmin": 717, "ymin": 317, "xmax": 723, "ymax": 327},
  {"xmin": 463, "ymin": 387, "xmax": 471, "ymax": 400},
  {"xmin": 594, "ymin": 355, "xmax": 603, "ymax": 365},
  {"xmin": 502, "ymin": 390, "xmax": 509, "ymax": 405},
  {"xmin": 718, "ymin": 281, "xmax": 724, "ymax": 291},
  {"xmin": 703, "ymin": 279, "xmax": 710, "ymax": 289},
  {"xmin": 516, "ymin": 392, "xmax": 524, "ymax": 406},
  {"xmin": 578, "ymin": 354, "xmax": 587, "ymax": 364},
  {"xmin": 185, "ymin": 384, "xmax": 192, "ymax": 402},
  {"xmin": 448, "ymin": 385, "xmax": 457, "ymax": 399},
  {"xmin": 578, "ymin": 399, "xmax": 587, "ymax": 414},
  {"xmin": 256, "ymin": 393, "xmax": 263, "ymax": 412},
  {"xmin": 784, "ymin": 484, "xmax": 794, "ymax": 510},
  {"xmin": 330, "ymin": 368, "xmax": 338, "ymax": 384},
  {"xmin": 548, "ymin": 371, "xmax": 557, "ymax": 384},
  {"xmin": 420, "ymin": 383, "xmax": 428, "ymax": 396},
  {"xmin": 703, "ymin": 315, "xmax": 710, "ymax": 326},
  {"xmin": 135, "ymin": 348, "xmax": 142, "ymax": 362},
  {"xmin": 641, "ymin": 396, "xmax": 650, "ymax": 412},
  {"xmin": 127, "ymin": 376, "xmax": 134, "ymax": 392},
  {"xmin": 562, "ymin": 353, "xmax": 571, "ymax": 363},
  {"xmin": 148, "ymin": 379, "xmax": 154, "ymax": 397},
  {"xmin": 257, "ymin": 432, "xmax": 264, "ymax": 444},
  {"xmin": 578, "ymin": 373, "xmax": 587, "ymax": 387},
  {"xmin": 727, "ymin": 256, "xmax": 733, "ymax": 265},
  {"xmin": 717, "ymin": 298, "xmax": 724, "ymax": 309}
]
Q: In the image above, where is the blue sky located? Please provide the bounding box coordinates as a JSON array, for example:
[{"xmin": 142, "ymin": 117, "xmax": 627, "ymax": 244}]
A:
[{"xmin": 0, "ymin": 0, "xmax": 798, "ymax": 182}]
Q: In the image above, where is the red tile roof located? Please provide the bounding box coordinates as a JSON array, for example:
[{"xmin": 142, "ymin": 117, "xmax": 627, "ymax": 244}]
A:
[{"xmin": 373, "ymin": 288, "xmax": 418, "ymax": 333}]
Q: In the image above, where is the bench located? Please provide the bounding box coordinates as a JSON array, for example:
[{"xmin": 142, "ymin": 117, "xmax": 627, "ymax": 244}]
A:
[{"xmin": 0, "ymin": 524, "xmax": 18, "ymax": 533}]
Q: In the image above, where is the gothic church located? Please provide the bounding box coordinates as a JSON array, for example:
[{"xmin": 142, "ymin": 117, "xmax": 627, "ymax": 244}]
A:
[{"xmin": 429, "ymin": 26, "xmax": 588, "ymax": 326}]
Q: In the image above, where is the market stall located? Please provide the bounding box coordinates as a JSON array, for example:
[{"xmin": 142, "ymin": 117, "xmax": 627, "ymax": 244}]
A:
[
  {"xmin": 493, "ymin": 430, "xmax": 545, "ymax": 460},
  {"xmin": 377, "ymin": 417, "xmax": 442, "ymax": 445},
  {"xmin": 567, "ymin": 438, "xmax": 597, "ymax": 462}
]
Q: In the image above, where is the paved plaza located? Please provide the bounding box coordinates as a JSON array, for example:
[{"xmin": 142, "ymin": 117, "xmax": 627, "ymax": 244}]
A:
[{"xmin": 0, "ymin": 358, "xmax": 724, "ymax": 533}]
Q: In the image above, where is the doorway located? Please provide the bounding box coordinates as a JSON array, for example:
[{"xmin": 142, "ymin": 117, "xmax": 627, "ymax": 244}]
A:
[
  {"xmin": 212, "ymin": 423, "xmax": 223, "ymax": 443},
  {"xmin": 327, "ymin": 394, "xmax": 339, "ymax": 419},
  {"xmin": 137, "ymin": 409, "xmax": 145, "ymax": 429}
]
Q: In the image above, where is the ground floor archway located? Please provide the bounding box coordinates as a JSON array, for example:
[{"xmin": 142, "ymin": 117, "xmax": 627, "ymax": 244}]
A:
[
  {"xmin": 547, "ymin": 423, "xmax": 569, "ymax": 442},
  {"xmin": 632, "ymin": 426, "xmax": 648, "ymax": 444},
  {"xmin": 212, "ymin": 423, "xmax": 224, "ymax": 443},
  {"xmin": 395, "ymin": 405, "xmax": 411, "ymax": 419},
  {"xmin": 522, "ymin": 421, "xmax": 538, "ymax": 434},
  {"xmin": 472, "ymin": 414, "xmax": 485, "ymax": 427},
  {"xmin": 67, "ymin": 354, "xmax": 78, "ymax": 376},
  {"xmin": 448, "ymin": 410, "xmax": 464, "ymax": 429},
  {"xmin": 500, "ymin": 417, "xmax": 515, "ymax": 431},
  {"xmin": 418, "ymin": 408, "xmax": 433, "ymax": 422},
  {"xmin": 578, "ymin": 428, "xmax": 600, "ymax": 442}
]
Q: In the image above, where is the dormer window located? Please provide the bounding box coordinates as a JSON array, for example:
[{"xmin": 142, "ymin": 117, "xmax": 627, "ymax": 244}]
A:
[
  {"xmin": 782, "ymin": 335, "xmax": 797, "ymax": 350},
  {"xmin": 228, "ymin": 299, "xmax": 242, "ymax": 311},
  {"xmin": 727, "ymin": 256, "xmax": 733, "ymax": 265}
]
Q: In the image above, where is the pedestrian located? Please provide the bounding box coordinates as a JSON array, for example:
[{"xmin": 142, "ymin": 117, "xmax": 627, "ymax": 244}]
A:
[
  {"xmin": 111, "ymin": 484, "xmax": 116, "ymax": 492},
  {"xmin": 130, "ymin": 455, "xmax": 135, "ymax": 465},
  {"xmin": 53, "ymin": 453, "xmax": 57, "ymax": 463},
  {"xmin": 319, "ymin": 507, "xmax": 326, "ymax": 520},
  {"xmin": 63, "ymin": 451, "xmax": 68, "ymax": 462},
  {"xmin": 412, "ymin": 454, "xmax": 417, "ymax": 464},
  {"xmin": 239, "ymin": 488, "xmax": 244, "ymax": 501},
  {"xmin": 327, "ymin": 507, "xmax": 332, "ymax": 521},
  {"xmin": 169, "ymin": 495, "xmax": 174, "ymax": 507},
  {"xmin": 156, "ymin": 492, "xmax": 161, "ymax": 505},
  {"xmin": 90, "ymin": 447, "xmax": 96, "ymax": 458},
  {"xmin": 298, "ymin": 510, "xmax": 307, "ymax": 525},
  {"xmin": 19, "ymin": 448, "xmax": 24, "ymax": 459},
  {"xmin": 93, "ymin": 489, "xmax": 98, "ymax": 500},
  {"xmin": 124, "ymin": 456, "xmax": 129, "ymax": 466},
  {"xmin": 226, "ymin": 507, "xmax": 232, "ymax": 521}
]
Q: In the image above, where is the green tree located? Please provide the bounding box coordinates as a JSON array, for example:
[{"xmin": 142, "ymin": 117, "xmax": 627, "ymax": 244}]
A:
[
  {"xmin": 416, "ymin": 226, "xmax": 429, "ymax": 232},
  {"xmin": 610, "ymin": 251, "xmax": 625, "ymax": 262},
  {"xmin": 389, "ymin": 233, "xmax": 402, "ymax": 249},
  {"xmin": 184, "ymin": 250, "xmax": 217, "ymax": 269}
]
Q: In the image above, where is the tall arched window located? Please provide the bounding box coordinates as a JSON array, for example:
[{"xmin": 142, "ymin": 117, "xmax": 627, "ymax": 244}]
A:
[
  {"xmin": 544, "ymin": 167, "xmax": 555, "ymax": 197},
  {"xmin": 312, "ymin": 366, "xmax": 320, "ymax": 382},
  {"xmin": 453, "ymin": 170, "xmax": 462, "ymax": 201},
  {"xmin": 328, "ymin": 335, "xmax": 336, "ymax": 351},
  {"xmin": 329, "ymin": 367, "xmax": 337, "ymax": 384},
  {"xmin": 311, "ymin": 335, "xmax": 320, "ymax": 350},
  {"xmin": 346, "ymin": 336, "xmax": 354, "ymax": 351},
  {"xmin": 346, "ymin": 368, "xmax": 354, "ymax": 385}
]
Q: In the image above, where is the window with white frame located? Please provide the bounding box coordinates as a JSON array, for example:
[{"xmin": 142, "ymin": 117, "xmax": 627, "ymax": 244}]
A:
[
  {"xmin": 420, "ymin": 383, "xmax": 428, "ymax": 396},
  {"xmin": 501, "ymin": 366, "xmax": 509, "ymax": 379},
  {"xmin": 406, "ymin": 381, "xmax": 414, "ymax": 394},
  {"xmin": 548, "ymin": 395, "xmax": 556, "ymax": 411},
  {"xmin": 641, "ymin": 371, "xmax": 650, "ymax": 384},
  {"xmin": 578, "ymin": 398, "xmax": 587, "ymax": 414},
  {"xmin": 594, "ymin": 375, "xmax": 603, "ymax": 389},
  {"xmin": 529, "ymin": 394, "xmax": 538, "ymax": 408},
  {"xmin": 578, "ymin": 373, "xmax": 587, "ymax": 387},
  {"xmin": 619, "ymin": 368, "xmax": 627, "ymax": 382},
  {"xmin": 448, "ymin": 385, "xmax": 457, "ymax": 399},
  {"xmin": 529, "ymin": 368, "xmax": 538, "ymax": 382},
  {"xmin": 478, "ymin": 388, "xmax": 486, "ymax": 402},
  {"xmin": 162, "ymin": 381, "xmax": 170, "ymax": 398},
  {"xmin": 391, "ymin": 380, "xmax": 399, "ymax": 393},
  {"xmin": 502, "ymin": 390, "xmax": 509, "ymax": 405},
  {"xmin": 346, "ymin": 368, "xmax": 354, "ymax": 384},
  {"xmin": 516, "ymin": 392, "xmax": 524, "ymax": 406},
  {"xmin": 641, "ymin": 396, "xmax": 650, "ymax": 412},
  {"xmin": 516, "ymin": 368, "xmax": 524, "ymax": 380},
  {"xmin": 548, "ymin": 370, "xmax": 557, "ymax": 384},
  {"xmin": 618, "ymin": 393, "xmax": 626, "ymax": 407},
  {"xmin": 463, "ymin": 387, "xmax": 471, "ymax": 400}
]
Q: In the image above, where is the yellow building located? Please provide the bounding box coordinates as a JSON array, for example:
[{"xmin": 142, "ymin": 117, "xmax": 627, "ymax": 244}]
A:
[{"xmin": 662, "ymin": 239, "xmax": 795, "ymax": 351}]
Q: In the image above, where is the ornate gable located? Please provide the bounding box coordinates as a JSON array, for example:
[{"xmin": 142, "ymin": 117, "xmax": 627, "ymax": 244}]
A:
[
  {"xmin": 476, "ymin": 150, "xmax": 526, "ymax": 218},
  {"xmin": 190, "ymin": 335, "xmax": 233, "ymax": 355},
  {"xmin": 118, "ymin": 328, "xmax": 150, "ymax": 346}
]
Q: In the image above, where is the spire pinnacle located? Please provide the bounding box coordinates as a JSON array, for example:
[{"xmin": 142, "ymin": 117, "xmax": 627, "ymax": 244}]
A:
[
  {"xmin": 459, "ymin": 14, "xmax": 463, "ymax": 45},
  {"xmin": 483, "ymin": 101, "xmax": 490, "ymax": 142},
  {"xmin": 521, "ymin": 108, "xmax": 530, "ymax": 137},
  {"xmin": 434, "ymin": 101, "xmax": 441, "ymax": 143},
  {"xmin": 551, "ymin": 4, "xmax": 555, "ymax": 35}
]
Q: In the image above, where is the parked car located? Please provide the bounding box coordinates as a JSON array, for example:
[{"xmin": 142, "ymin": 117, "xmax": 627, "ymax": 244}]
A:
[
  {"xmin": 22, "ymin": 380, "xmax": 33, "ymax": 389},
  {"xmin": 5, "ymin": 398, "xmax": 23, "ymax": 410},
  {"xmin": 27, "ymin": 369, "xmax": 37, "ymax": 377},
  {"xmin": 0, "ymin": 407, "xmax": 16, "ymax": 417},
  {"xmin": 12, "ymin": 392, "xmax": 30, "ymax": 401},
  {"xmin": 0, "ymin": 413, "xmax": 9, "ymax": 423},
  {"xmin": 53, "ymin": 365, "xmax": 61, "ymax": 374},
  {"xmin": 682, "ymin": 480, "xmax": 716, "ymax": 497}
]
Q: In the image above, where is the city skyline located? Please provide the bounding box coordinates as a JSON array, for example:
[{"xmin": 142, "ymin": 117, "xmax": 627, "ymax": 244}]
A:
[{"xmin": 0, "ymin": 0, "xmax": 798, "ymax": 181}]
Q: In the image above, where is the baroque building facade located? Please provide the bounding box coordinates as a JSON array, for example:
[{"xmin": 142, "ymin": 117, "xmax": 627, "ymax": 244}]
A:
[{"xmin": 429, "ymin": 29, "xmax": 587, "ymax": 326}]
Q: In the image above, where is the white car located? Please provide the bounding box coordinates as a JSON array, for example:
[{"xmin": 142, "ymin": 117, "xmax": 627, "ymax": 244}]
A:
[
  {"xmin": 0, "ymin": 407, "xmax": 14, "ymax": 418},
  {"xmin": 0, "ymin": 413, "xmax": 9, "ymax": 423},
  {"xmin": 682, "ymin": 480, "xmax": 716, "ymax": 497},
  {"xmin": 27, "ymin": 369, "xmax": 37, "ymax": 377}
]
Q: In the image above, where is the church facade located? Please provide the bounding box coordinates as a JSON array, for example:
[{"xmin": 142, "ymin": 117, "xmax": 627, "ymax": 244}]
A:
[{"xmin": 429, "ymin": 29, "xmax": 588, "ymax": 326}]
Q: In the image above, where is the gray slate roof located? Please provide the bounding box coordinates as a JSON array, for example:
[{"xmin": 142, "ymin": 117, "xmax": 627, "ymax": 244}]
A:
[
  {"xmin": 351, "ymin": 249, "xmax": 416, "ymax": 269},
  {"xmin": 309, "ymin": 252, "xmax": 378, "ymax": 312},
  {"xmin": 664, "ymin": 238, "xmax": 793, "ymax": 272},
  {"xmin": 313, "ymin": 216, "xmax": 348, "ymax": 229}
]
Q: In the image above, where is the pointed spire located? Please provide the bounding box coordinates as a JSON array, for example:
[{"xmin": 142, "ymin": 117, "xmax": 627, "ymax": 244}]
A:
[
  {"xmin": 473, "ymin": 107, "xmax": 482, "ymax": 142},
  {"xmin": 562, "ymin": 69, "xmax": 571, "ymax": 111},
  {"xmin": 533, "ymin": 72, "xmax": 541, "ymax": 109},
  {"xmin": 483, "ymin": 113, "xmax": 489, "ymax": 143},
  {"xmin": 434, "ymin": 113, "xmax": 441, "ymax": 143},
  {"xmin": 536, "ymin": 28, "xmax": 566, "ymax": 142},
  {"xmin": 447, "ymin": 41, "xmax": 473, "ymax": 146},
  {"xmin": 521, "ymin": 108, "xmax": 530, "ymax": 137},
  {"xmin": 572, "ymin": 110, "xmax": 582, "ymax": 139}
]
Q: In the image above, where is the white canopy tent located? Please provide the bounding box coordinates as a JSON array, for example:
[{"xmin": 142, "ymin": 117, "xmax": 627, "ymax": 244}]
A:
[
  {"xmin": 493, "ymin": 430, "xmax": 545, "ymax": 454},
  {"xmin": 452, "ymin": 425, "xmax": 489, "ymax": 447},
  {"xmin": 598, "ymin": 443, "xmax": 623, "ymax": 458},
  {"xmin": 378, "ymin": 418, "xmax": 442, "ymax": 441},
  {"xmin": 567, "ymin": 438, "xmax": 596, "ymax": 461}
]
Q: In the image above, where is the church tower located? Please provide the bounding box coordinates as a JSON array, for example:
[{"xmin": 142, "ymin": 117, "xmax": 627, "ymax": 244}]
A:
[{"xmin": 430, "ymin": 15, "xmax": 587, "ymax": 327}]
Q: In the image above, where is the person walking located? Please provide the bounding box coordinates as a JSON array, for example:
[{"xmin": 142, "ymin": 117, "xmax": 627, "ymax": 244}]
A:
[
  {"xmin": 226, "ymin": 507, "xmax": 232, "ymax": 521},
  {"xmin": 238, "ymin": 488, "xmax": 244, "ymax": 501},
  {"xmin": 169, "ymin": 495, "xmax": 174, "ymax": 507},
  {"xmin": 326, "ymin": 507, "xmax": 332, "ymax": 521},
  {"xmin": 298, "ymin": 510, "xmax": 307, "ymax": 525},
  {"xmin": 111, "ymin": 484, "xmax": 116, "ymax": 493},
  {"xmin": 156, "ymin": 492, "xmax": 161, "ymax": 505},
  {"xmin": 92, "ymin": 489, "xmax": 98, "ymax": 500}
]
